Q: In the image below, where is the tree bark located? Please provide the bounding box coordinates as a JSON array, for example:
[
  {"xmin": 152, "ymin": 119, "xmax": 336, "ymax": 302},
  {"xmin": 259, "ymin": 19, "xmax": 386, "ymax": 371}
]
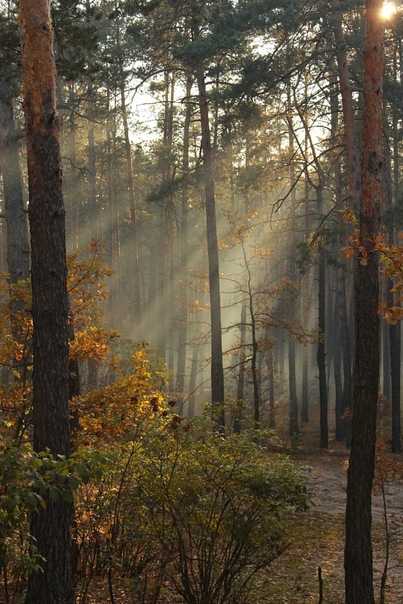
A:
[
  {"xmin": 387, "ymin": 50, "xmax": 401, "ymax": 452},
  {"xmin": 196, "ymin": 64, "xmax": 225, "ymax": 428},
  {"xmin": 301, "ymin": 166, "xmax": 310, "ymax": 423},
  {"xmin": 317, "ymin": 186, "xmax": 328, "ymax": 449},
  {"xmin": 287, "ymin": 83, "xmax": 298, "ymax": 438},
  {"xmin": 19, "ymin": 2, "xmax": 73, "ymax": 602},
  {"xmin": 176, "ymin": 77, "xmax": 192, "ymax": 406},
  {"xmin": 344, "ymin": 1, "xmax": 384, "ymax": 601},
  {"xmin": 334, "ymin": 270, "xmax": 344, "ymax": 440},
  {"xmin": 116, "ymin": 21, "xmax": 141, "ymax": 321},
  {"xmin": 187, "ymin": 341, "xmax": 199, "ymax": 419},
  {"xmin": 234, "ymin": 305, "xmax": 247, "ymax": 434}
]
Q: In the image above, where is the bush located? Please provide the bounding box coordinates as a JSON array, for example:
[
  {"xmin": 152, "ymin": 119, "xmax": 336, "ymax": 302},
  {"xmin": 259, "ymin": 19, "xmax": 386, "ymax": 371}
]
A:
[
  {"xmin": 0, "ymin": 435, "xmax": 107, "ymax": 601},
  {"xmin": 102, "ymin": 416, "xmax": 310, "ymax": 604}
]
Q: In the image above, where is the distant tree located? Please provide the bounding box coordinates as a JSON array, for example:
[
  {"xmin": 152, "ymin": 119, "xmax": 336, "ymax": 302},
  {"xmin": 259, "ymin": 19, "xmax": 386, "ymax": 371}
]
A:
[
  {"xmin": 344, "ymin": 0, "xmax": 384, "ymax": 601},
  {"xmin": 19, "ymin": 1, "xmax": 74, "ymax": 602},
  {"xmin": 331, "ymin": 0, "xmax": 361, "ymax": 211},
  {"xmin": 0, "ymin": 85, "xmax": 30, "ymax": 285},
  {"xmin": 286, "ymin": 81, "xmax": 298, "ymax": 439},
  {"xmin": 0, "ymin": 8, "xmax": 30, "ymax": 284},
  {"xmin": 176, "ymin": 76, "xmax": 193, "ymax": 404},
  {"xmin": 292, "ymin": 95, "xmax": 329, "ymax": 449}
]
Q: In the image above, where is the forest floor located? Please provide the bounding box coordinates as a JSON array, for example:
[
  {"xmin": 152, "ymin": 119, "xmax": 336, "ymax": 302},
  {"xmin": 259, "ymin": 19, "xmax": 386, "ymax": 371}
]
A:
[
  {"xmin": 3, "ymin": 420, "xmax": 403, "ymax": 604},
  {"xmin": 261, "ymin": 399, "xmax": 403, "ymax": 604},
  {"xmin": 75, "ymin": 438, "xmax": 403, "ymax": 604},
  {"xmin": 277, "ymin": 445, "xmax": 403, "ymax": 604}
]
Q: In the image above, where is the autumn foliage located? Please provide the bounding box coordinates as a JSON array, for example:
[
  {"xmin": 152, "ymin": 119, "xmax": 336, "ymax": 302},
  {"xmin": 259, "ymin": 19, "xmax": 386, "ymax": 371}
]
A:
[{"xmin": 343, "ymin": 209, "xmax": 403, "ymax": 323}]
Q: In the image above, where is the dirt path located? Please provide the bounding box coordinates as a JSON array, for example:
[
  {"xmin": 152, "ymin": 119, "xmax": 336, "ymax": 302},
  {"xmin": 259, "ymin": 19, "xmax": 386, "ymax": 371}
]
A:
[
  {"xmin": 304, "ymin": 449, "xmax": 403, "ymax": 519},
  {"xmin": 293, "ymin": 449, "xmax": 403, "ymax": 604}
]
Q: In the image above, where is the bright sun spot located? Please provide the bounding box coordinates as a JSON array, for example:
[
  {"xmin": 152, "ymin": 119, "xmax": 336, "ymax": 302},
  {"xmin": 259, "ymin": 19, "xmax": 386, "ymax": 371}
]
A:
[{"xmin": 381, "ymin": 1, "xmax": 397, "ymax": 19}]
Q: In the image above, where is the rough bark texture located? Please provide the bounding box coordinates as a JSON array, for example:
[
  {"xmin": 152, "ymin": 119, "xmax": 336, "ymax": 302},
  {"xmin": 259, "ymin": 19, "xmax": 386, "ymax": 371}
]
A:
[
  {"xmin": 19, "ymin": 1, "xmax": 73, "ymax": 602},
  {"xmin": 344, "ymin": 1, "xmax": 384, "ymax": 601}
]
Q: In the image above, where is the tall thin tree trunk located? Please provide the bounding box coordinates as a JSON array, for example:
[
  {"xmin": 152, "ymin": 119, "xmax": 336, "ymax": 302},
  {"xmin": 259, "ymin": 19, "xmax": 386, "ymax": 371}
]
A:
[
  {"xmin": 334, "ymin": 282, "xmax": 344, "ymax": 440},
  {"xmin": 116, "ymin": 32, "xmax": 141, "ymax": 320},
  {"xmin": 381, "ymin": 274, "xmax": 391, "ymax": 400},
  {"xmin": 317, "ymin": 185, "xmax": 328, "ymax": 449},
  {"xmin": 286, "ymin": 84, "xmax": 298, "ymax": 437},
  {"xmin": 341, "ymin": 271, "xmax": 353, "ymax": 436},
  {"xmin": 387, "ymin": 43, "xmax": 401, "ymax": 453},
  {"xmin": 187, "ymin": 342, "xmax": 199, "ymax": 419},
  {"xmin": 87, "ymin": 125, "xmax": 98, "ymax": 242},
  {"xmin": 345, "ymin": 2, "xmax": 384, "ymax": 601},
  {"xmin": 268, "ymin": 338, "xmax": 275, "ymax": 429},
  {"xmin": 234, "ymin": 305, "xmax": 247, "ymax": 434},
  {"xmin": 195, "ymin": 63, "xmax": 225, "ymax": 427},
  {"xmin": 301, "ymin": 168, "xmax": 310, "ymax": 423},
  {"xmin": 242, "ymin": 245, "xmax": 260, "ymax": 431},
  {"xmin": 176, "ymin": 77, "xmax": 192, "ymax": 406},
  {"xmin": 19, "ymin": 1, "xmax": 73, "ymax": 602}
]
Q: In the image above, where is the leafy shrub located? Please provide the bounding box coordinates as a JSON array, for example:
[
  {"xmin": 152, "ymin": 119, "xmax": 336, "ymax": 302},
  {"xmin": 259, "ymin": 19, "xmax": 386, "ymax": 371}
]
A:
[
  {"xmin": 100, "ymin": 416, "xmax": 310, "ymax": 604},
  {"xmin": 0, "ymin": 434, "xmax": 107, "ymax": 599}
]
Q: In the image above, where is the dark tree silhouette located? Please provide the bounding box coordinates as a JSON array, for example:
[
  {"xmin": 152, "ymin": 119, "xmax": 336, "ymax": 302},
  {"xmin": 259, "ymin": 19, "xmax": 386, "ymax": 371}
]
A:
[{"xmin": 19, "ymin": 1, "xmax": 74, "ymax": 602}]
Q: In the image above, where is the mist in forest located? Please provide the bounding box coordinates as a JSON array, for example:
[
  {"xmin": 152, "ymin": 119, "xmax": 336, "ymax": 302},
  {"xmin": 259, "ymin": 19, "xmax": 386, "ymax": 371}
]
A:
[
  {"xmin": 62, "ymin": 106, "xmax": 320, "ymax": 424},
  {"xmin": 0, "ymin": 0, "xmax": 400, "ymax": 439}
]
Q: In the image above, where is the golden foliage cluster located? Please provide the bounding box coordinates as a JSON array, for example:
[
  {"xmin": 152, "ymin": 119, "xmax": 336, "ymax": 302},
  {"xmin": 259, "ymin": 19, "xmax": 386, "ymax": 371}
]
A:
[{"xmin": 0, "ymin": 244, "xmax": 168, "ymax": 445}]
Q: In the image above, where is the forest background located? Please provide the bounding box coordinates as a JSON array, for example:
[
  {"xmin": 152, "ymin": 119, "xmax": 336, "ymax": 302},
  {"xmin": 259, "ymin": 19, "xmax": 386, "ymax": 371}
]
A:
[{"xmin": 0, "ymin": 0, "xmax": 403, "ymax": 603}]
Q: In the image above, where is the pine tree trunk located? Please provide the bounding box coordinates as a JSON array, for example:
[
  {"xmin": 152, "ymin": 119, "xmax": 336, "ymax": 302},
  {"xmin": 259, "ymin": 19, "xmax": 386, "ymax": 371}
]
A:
[
  {"xmin": 340, "ymin": 272, "xmax": 353, "ymax": 431},
  {"xmin": 196, "ymin": 64, "xmax": 225, "ymax": 427},
  {"xmin": 381, "ymin": 282, "xmax": 391, "ymax": 400},
  {"xmin": 87, "ymin": 125, "xmax": 98, "ymax": 243},
  {"xmin": 301, "ymin": 175, "xmax": 310, "ymax": 423},
  {"xmin": 344, "ymin": 2, "xmax": 384, "ymax": 600},
  {"xmin": 19, "ymin": 1, "xmax": 73, "ymax": 602},
  {"xmin": 116, "ymin": 21, "xmax": 141, "ymax": 320},
  {"xmin": 317, "ymin": 186, "xmax": 328, "ymax": 449},
  {"xmin": 268, "ymin": 340, "xmax": 275, "ymax": 429},
  {"xmin": 188, "ymin": 342, "xmax": 199, "ymax": 419},
  {"xmin": 176, "ymin": 77, "xmax": 192, "ymax": 406},
  {"xmin": 234, "ymin": 305, "xmax": 247, "ymax": 434},
  {"xmin": 287, "ymin": 86, "xmax": 299, "ymax": 437},
  {"xmin": 334, "ymin": 269, "xmax": 344, "ymax": 440},
  {"xmin": 385, "ymin": 68, "xmax": 401, "ymax": 452}
]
